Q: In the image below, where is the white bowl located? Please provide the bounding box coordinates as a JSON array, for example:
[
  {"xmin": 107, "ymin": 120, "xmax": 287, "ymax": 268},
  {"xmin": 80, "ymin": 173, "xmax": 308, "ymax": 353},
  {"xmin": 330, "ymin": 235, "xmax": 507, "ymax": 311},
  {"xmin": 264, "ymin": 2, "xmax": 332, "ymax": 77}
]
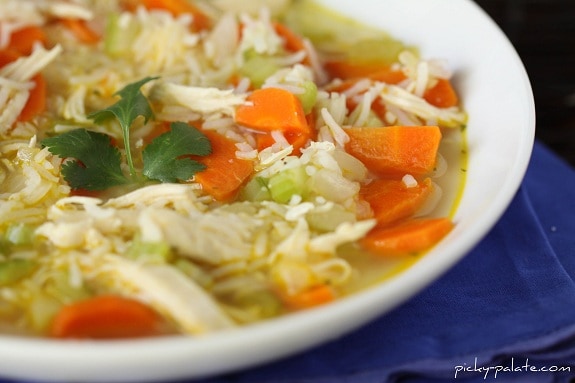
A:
[{"xmin": 0, "ymin": 0, "xmax": 535, "ymax": 381}]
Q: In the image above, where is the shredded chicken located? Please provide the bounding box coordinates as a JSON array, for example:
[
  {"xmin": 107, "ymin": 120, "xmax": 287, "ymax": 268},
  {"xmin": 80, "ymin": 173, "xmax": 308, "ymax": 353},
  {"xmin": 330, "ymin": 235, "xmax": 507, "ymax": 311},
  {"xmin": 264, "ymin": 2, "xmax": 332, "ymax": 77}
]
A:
[
  {"xmin": 92, "ymin": 258, "xmax": 236, "ymax": 334},
  {"xmin": 150, "ymin": 82, "xmax": 247, "ymax": 118}
]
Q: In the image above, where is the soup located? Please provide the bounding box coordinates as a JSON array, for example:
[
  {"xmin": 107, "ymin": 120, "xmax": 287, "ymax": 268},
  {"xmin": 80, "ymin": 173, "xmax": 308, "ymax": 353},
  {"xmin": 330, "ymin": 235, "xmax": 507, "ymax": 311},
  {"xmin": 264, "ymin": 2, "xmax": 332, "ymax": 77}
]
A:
[{"xmin": 0, "ymin": 0, "xmax": 467, "ymax": 338}]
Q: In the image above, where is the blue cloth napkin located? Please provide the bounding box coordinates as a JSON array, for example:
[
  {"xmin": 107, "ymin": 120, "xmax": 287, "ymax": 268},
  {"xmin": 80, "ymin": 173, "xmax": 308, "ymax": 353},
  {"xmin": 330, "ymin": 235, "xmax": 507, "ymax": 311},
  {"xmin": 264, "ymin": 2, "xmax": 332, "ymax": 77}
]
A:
[{"xmin": 3, "ymin": 140, "xmax": 575, "ymax": 383}]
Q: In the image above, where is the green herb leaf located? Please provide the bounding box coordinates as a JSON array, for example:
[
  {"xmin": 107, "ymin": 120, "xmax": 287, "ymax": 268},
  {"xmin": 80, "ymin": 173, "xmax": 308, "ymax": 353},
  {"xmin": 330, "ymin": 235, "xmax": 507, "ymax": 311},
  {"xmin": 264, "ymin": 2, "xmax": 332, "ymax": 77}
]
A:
[
  {"xmin": 142, "ymin": 122, "xmax": 212, "ymax": 183},
  {"xmin": 88, "ymin": 76, "xmax": 157, "ymax": 177},
  {"xmin": 42, "ymin": 129, "xmax": 129, "ymax": 190}
]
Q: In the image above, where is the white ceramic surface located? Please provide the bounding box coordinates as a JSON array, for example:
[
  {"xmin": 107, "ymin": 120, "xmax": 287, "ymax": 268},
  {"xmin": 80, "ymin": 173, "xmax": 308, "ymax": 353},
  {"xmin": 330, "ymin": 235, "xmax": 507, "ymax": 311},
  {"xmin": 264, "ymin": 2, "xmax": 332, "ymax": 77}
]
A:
[{"xmin": 0, "ymin": 1, "xmax": 535, "ymax": 381}]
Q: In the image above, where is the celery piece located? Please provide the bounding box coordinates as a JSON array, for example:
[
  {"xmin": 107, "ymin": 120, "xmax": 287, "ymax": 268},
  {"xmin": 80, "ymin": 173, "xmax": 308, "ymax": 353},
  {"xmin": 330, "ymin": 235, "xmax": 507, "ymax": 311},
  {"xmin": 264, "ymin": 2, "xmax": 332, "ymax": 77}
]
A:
[
  {"xmin": 45, "ymin": 271, "xmax": 91, "ymax": 303},
  {"xmin": 27, "ymin": 292, "xmax": 62, "ymax": 333},
  {"xmin": 5, "ymin": 223, "xmax": 34, "ymax": 246},
  {"xmin": 234, "ymin": 290, "xmax": 283, "ymax": 319},
  {"xmin": 239, "ymin": 177, "xmax": 271, "ymax": 202},
  {"xmin": 0, "ymin": 259, "xmax": 37, "ymax": 287},
  {"xmin": 127, "ymin": 237, "xmax": 172, "ymax": 263},
  {"xmin": 268, "ymin": 166, "xmax": 308, "ymax": 204},
  {"xmin": 174, "ymin": 259, "xmax": 213, "ymax": 289},
  {"xmin": 240, "ymin": 53, "xmax": 280, "ymax": 88},
  {"xmin": 0, "ymin": 239, "xmax": 9, "ymax": 255},
  {"xmin": 348, "ymin": 38, "xmax": 409, "ymax": 66},
  {"xmin": 363, "ymin": 110, "xmax": 384, "ymax": 127},
  {"xmin": 282, "ymin": 0, "xmax": 415, "ymax": 63},
  {"xmin": 104, "ymin": 13, "xmax": 140, "ymax": 57},
  {"xmin": 306, "ymin": 204, "xmax": 356, "ymax": 232},
  {"xmin": 297, "ymin": 81, "xmax": 317, "ymax": 115}
]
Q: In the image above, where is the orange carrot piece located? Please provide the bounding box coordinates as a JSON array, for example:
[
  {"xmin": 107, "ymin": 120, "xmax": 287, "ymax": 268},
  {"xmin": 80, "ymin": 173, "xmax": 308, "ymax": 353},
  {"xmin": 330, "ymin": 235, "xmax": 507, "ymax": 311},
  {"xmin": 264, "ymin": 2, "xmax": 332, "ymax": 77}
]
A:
[
  {"xmin": 140, "ymin": 0, "xmax": 211, "ymax": 31},
  {"xmin": 50, "ymin": 295, "xmax": 164, "ymax": 339},
  {"xmin": 360, "ymin": 178, "xmax": 433, "ymax": 226},
  {"xmin": 192, "ymin": 130, "xmax": 254, "ymax": 201},
  {"xmin": 424, "ymin": 78, "xmax": 459, "ymax": 108},
  {"xmin": 17, "ymin": 74, "xmax": 46, "ymax": 122},
  {"xmin": 236, "ymin": 87, "xmax": 312, "ymax": 154},
  {"xmin": 370, "ymin": 98, "xmax": 388, "ymax": 121},
  {"xmin": 273, "ymin": 22, "xmax": 310, "ymax": 65},
  {"xmin": 0, "ymin": 50, "xmax": 47, "ymax": 122},
  {"xmin": 324, "ymin": 60, "xmax": 407, "ymax": 83},
  {"xmin": 282, "ymin": 284, "xmax": 336, "ymax": 310},
  {"xmin": 360, "ymin": 217, "xmax": 454, "ymax": 256},
  {"xmin": 0, "ymin": 49, "xmax": 20, "ymax": 68},
  {"xmin": 345, "ymin": 126, "xmax": 442, "ymax": 177},
  {"xmin": 7, "ymin": 26, "xmax": 47, "ymax": 55},
  {"xmin": 255, "ymin": 132, "xmax": 275, "ymax": 152},
  {"xmin": 60, "ymin": 19, "xmax": 100, "ymax": 44},
  {"xmin": 236, "ymin": 87, "xmax": 309, "ymax": 133}
]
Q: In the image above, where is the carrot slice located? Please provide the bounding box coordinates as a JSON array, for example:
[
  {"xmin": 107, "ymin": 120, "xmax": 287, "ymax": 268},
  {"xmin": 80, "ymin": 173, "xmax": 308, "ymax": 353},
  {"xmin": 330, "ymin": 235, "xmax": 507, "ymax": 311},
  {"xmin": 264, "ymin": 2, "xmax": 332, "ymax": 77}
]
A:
[
  {"xmin": 140, "ymin": 0, "xmax": 211, "ymax": 31},
  {"xmin": 360, "ymin": 217, "xmax": 454, "ymax": 256},
  {"xmin": 0, "ymin": 50, "xmax": 47, "ymax": 122},
  {"xmin": 273, "ymin": 22, "xmax": 310, "ymax": 65},
  {"xmin": 60, "ymin": 19, "xmax": 100, "ymax": 44},
  {"xmin": 345, "ymin": 126, "xmax": 442, "ymax": 177},
  {"xmin": 281, "ymin": 284, "xmax": 336, "ymax": 310},
  {"xmin": 236, "ymin": 87, "xmax": 309, "ymax": 133},
  {"xmin": 192, "ymin": 130, "xmax": 254, "ymax": 201},
  {"xmin": 236, "ymin": 87, "xmax": 312, "ymax": 154},
  {"xmin": 0, "ymin": 49, "xmax": 20, "ymax": 68},
  {"xmin": 360, "ymin": 178, "xmax": 433, "ymax": 226},
  {"xmin": 6, "ymin": 26, "xmax": 47, "ymax": 55},
  {"xmin": 324, "ymin": 60, "xmax": 407, "ymax": 83},
  {"xmin": 17, "ymin": 74, "xmax": 46, "ymax": 122},
  {"xmin": 424, "ymin": 78, "xmax": 459, "ymax": 108},
  {"xmin": 50, "ymin": 295, "xmax": 164, "ymax": 339}
]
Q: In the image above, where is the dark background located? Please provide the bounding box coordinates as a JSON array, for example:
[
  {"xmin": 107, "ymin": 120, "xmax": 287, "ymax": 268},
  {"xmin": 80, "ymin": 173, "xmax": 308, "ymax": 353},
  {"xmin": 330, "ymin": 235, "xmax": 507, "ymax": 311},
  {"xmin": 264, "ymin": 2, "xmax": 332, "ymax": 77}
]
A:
[{"xmin": 473, "ymin": 0, "xmax": 575, "ymax": 166}]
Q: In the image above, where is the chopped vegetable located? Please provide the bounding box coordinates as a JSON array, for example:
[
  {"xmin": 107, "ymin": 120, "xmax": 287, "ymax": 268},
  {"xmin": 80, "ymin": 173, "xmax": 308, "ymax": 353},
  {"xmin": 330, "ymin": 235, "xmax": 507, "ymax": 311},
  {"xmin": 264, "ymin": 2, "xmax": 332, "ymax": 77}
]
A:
[
  {"xmin": 281, "ymin": 284, "xmax": 336, "ymax": 310},
  {"xmin": 192, "ymin": 130, "xmax": 254, "ymax": 201},
  {"xmin": 239, "ymin": 177, "xmax": 271, "ymax": 202},
  {"xmin": 360, "ymin": 178, "xmax": 434, "ymax": 226},
  {"xmin": 235, "ymin": 87, "xmax": 312, "ymax": 154},
  {"xmin": 273, "ymin": 21, "xmax": 310, "ymax": 64},
  {"xmin": 17, "ymin": 74, "xmax": 46, "ymax": 122},
  {"xmin": 60, "ymin": 19, "xmax": 100, "ymax": 44},
  {"xmin": 267, "ymin": 165, "xmax": 308, "ymax": 204},
  {"xmin": 236, "ymin": 87, "xmax": 308, "ymax": 132},
  {"xmin": 104, "ymin": 12, "xmax": 140, "ymax": 57},
  {"xmin": 0, "ymin": 50, "xmax": 19, "ymax": 67},
  {"xmin": 345, "ymin": 126, "xmax": 442, "ymax": 177},
  {"xmin": 239, "ymin": 53, "xmax": 280, "ymax": 89},
  {"xmin": 0, "ymin": 50, "xmax": 47, "ymax": 122},
  {"xmin": 5, "ymin": 26, "xmax": 47, "ymax": 55},
  {"xmin": 360, "ymin": 217, "xmax": 454, "ymax": 256},
  {"xmin": 139, "ymin": 0, "xmax": 211, "ymax": 31},
  {"xmin": 424, "ymin": 78, "xmax": 459, "ymax": 108},
  {"xmin": 5, "ymin": 223, "xmax": 35, "ymax": 246},
  {"xmin": 49, "ymin": 295, "xmax": 165, "ymax": 339},
  {"xmin": 295, "ymin": 80, "xmax": 318, "ymax": 115},
  {"xmin": 0, "ymin": 259, "xmax": 37, "ymax": 287},
  {"xmin": 325, "ymin": 61, "xmax": 407, "ymax": 82}
]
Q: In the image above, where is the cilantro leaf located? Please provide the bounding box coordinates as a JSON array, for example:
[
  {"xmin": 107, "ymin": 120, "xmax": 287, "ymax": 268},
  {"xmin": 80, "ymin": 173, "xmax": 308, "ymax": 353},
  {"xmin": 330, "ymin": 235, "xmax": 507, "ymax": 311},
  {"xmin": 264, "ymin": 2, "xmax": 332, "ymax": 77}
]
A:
[
  {"xmin": 142, "ymin": 122, "xmax": 212, "ymax": 183},
  {"xmin": 42, "ymin": 129, "xmax": 129, "ymax": 190},
  {"xmin": 88, "ymin": 76, "xmax": 157, "ymax": 177}
]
